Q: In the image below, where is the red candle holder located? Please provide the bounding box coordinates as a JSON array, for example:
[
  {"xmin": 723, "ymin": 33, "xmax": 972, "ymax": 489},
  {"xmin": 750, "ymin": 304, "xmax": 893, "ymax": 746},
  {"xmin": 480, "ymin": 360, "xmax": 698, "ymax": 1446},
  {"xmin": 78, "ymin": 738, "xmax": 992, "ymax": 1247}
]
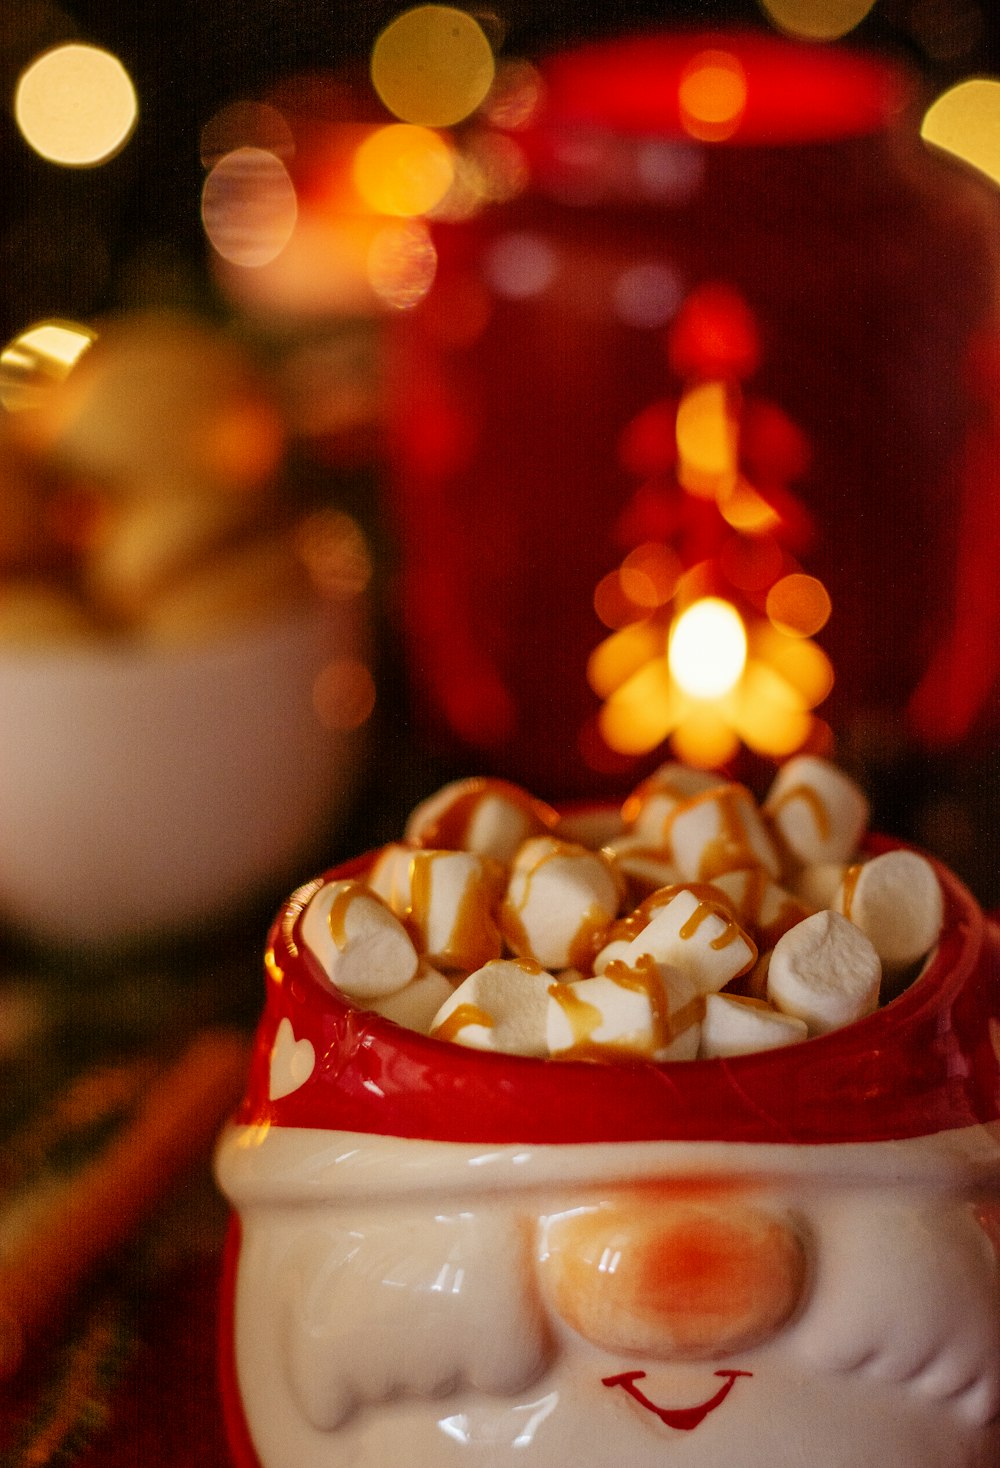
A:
[{"xmin": 384, "ymin": 29, "xmax": 1000, "ymax": 797}]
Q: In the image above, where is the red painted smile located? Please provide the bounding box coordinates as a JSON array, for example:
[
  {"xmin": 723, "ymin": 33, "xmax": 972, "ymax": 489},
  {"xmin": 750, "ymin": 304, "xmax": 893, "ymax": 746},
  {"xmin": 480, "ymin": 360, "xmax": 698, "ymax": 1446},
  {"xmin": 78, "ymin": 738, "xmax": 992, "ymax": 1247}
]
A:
[{"xmin": 601, "ymin": 1368, "xmax": 753, "ymax": 1430}]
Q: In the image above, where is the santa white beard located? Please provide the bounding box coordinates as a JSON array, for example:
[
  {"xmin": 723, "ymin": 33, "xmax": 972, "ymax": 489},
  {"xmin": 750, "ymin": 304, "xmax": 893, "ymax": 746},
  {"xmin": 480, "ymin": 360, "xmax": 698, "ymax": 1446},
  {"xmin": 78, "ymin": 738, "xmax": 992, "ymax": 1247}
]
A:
[{"xmin": 217, "ymin": 1122, "xmax": 1000, "ymax": 1468}]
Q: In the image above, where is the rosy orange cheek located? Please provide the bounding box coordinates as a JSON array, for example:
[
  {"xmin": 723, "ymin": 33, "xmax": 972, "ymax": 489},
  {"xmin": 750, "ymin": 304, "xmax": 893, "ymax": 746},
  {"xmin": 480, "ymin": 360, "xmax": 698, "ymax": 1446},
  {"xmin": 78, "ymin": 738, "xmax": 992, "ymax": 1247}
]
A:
[{"xmin": 539, "ymin": 1197, "xmax": 807, "ymax": 1360}]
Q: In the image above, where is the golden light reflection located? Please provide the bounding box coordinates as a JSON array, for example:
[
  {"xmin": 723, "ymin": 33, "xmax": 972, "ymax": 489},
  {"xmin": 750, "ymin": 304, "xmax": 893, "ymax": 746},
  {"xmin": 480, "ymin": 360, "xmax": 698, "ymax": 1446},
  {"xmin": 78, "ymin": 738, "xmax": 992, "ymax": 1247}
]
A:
[
  {"xmin": 367, "ymin": 219, "xmax": 438, "ymax": 308},
  {"xmin": 201, "ymin": 147, "xmax": 298, "ymax": 268},
  {"xmin": 200, "ymin": 100, "xmax": 294, "ymax": 168},
  {"xmin": 371, "ymin": 5, "xmax": 495, "ymax": 127},
  {"xmin": 766, "ymin": 572, "xmax": 832, "ymax": 637},
  {"xmin": 678, "ymin": 50, "xmax": 747, "ymax": 143},
  {"xmin": 675, "ymin": 381, "xmax": 739, "ymax": 498},
  {"xmin": 921, "ymin": 80, "xmax": 1000, "ymax": 187},
  {"xmin": 588, "ymin": 280, "xmax": 832, "ymax": 770},
  {"xmin": 15, "ymin": 43, "xmax": 138, "ymax": 167},
  {"xmin": 758, "ymin": 0, "xmax": 877, "ymax": 40},
  {"xmin": 0, "ymin": 320, "xmax": 96, "ymax": 412},
  {"xmin": 313, "ymin": 658, "xmax": 377, "ymax": 731},
  {"xmin": 353, "ymin": 124, "xmax": 454, "ymax": 217},
  {"xmin": 668, "ymin": 596, "xmax": 748, "ymax": 698}
]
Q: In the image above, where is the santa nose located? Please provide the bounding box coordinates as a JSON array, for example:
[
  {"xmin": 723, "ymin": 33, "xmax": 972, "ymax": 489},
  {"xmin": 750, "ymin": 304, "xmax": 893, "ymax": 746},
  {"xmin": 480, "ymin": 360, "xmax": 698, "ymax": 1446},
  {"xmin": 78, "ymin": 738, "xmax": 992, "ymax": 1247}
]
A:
[{"xmin": 538, "ymin": 1188, "xmax": 807, "ymax": 1360}]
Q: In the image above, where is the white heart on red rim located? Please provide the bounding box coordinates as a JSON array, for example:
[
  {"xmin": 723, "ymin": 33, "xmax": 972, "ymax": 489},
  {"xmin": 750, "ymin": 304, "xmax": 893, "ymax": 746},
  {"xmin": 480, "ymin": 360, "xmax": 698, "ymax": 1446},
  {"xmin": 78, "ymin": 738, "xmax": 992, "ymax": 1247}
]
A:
[{"xmin": 269, "ymin": 1017, "xmax": 315, "ymax": 1100}]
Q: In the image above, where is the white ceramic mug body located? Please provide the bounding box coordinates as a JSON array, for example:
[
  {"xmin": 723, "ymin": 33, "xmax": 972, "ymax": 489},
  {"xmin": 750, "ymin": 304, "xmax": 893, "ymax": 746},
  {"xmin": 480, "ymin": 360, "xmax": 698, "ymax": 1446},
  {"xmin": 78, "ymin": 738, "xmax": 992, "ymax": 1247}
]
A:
[
  {"xmin": 215, "ymin": 831, "xmax": 1000, "ymax": 1468},
  {"xmin": 217, "ymin": 1122, "xmax": 1000, "ymax": 1468}
]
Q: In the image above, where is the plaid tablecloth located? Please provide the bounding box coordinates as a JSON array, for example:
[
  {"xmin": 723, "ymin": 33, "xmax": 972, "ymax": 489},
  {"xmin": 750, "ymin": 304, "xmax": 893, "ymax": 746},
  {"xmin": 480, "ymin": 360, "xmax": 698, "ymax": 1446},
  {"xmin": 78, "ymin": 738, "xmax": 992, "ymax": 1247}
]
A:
[{"xmin": 0, "ymin": 926, "xmax": 265, "ymax": 1468}]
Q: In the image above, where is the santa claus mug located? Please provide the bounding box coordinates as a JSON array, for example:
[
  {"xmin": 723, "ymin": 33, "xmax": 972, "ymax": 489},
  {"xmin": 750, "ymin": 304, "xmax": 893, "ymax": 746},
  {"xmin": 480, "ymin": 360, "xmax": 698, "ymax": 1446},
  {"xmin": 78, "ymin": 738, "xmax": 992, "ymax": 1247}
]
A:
[{"xmin": 215, "ymin": 841, "xmax": 1000, "ymax": 1468}]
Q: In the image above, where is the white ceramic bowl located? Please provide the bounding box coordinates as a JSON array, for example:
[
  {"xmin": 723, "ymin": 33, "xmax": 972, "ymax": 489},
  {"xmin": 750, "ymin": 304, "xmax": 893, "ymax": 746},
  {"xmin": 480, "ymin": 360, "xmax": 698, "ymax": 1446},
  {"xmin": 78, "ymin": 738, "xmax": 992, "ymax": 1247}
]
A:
[{"xmin": 0, "ymin": 602, "xmax": 367, "ymax": 948}]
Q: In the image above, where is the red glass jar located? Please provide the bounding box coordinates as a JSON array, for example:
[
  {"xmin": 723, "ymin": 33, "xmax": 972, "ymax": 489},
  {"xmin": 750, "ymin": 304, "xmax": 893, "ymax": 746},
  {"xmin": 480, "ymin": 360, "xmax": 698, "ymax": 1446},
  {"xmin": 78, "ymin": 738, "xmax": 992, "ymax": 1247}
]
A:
[{"xmin": 385, "ymin": 30, "xmax": 1000, "ymax": 798}]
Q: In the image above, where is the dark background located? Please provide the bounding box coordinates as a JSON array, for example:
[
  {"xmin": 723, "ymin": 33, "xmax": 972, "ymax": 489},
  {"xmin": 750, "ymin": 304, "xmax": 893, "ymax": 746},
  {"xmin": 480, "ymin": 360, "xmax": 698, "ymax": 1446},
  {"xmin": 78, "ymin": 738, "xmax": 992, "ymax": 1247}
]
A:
[{"xmin": 2, "ymin": 0, "xmax": 999, "ymax": 348}]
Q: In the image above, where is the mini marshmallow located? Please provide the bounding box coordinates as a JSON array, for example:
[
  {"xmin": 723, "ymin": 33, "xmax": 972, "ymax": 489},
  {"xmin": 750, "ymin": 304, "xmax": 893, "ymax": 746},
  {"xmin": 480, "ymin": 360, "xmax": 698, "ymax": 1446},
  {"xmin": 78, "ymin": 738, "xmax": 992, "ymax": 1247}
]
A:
[
  {"xmin": 764, "ymin": 754, "xmax": 869, "ymax": 868},
  {"xmin": 792, "ymin": 861, "xmax": 848, "ymax": 911},
  {"xmin": 501, "ymin": 837, "xmax": 622, "ymax": 970},
  {"xmin": 405, "ymin": 777, "xmax": 557, "ymax": 863},
  {"xmin": 300, "ymin": 879, "xmax": 418, "ymax": 999},
  {"xmin": 430, "ymin": 959, "xmax": 553, "ymax": 1055},
  {"xmin": 547, "ymin": 957, "xmax": 702, "ymax": 1061},
  {"xmin": 367, "ymin": 842, "xmax": 414, "ymax": 910},
  {"xmin": 601, "ymin": 833, "xmax": 680, "ymax": 902},
  {"xmin": 767, "ymin": 909, "xmax": 881, "ymax": 1035},
  {"xmin": 667, "ymin": 784, "xmax": 782, "ymax": 883},
  {"xmin": 367, "ymin": 963, "xmax": 456, "ymax": 1033},
  {"xmin": 834, "ymin": 849, "xmax": 944, "ymax": 978},
  {"xmin": 553, "ymin": 807, "xmax": 625, "ymax": 849},
  {"xmin": 708, "ymin": 868, "xmax": 813, "ymax": 949},
  {"xmin": 699, "ymin": 993, "xmax": 809, "ymax": 1058},
  {"xmin": 373, "ymin": 848, "xmax": 503, "ymax": 972},
  {"xmin": 621, "ymin": 762, "xmax": 726, "ymax": 843},
  {"xmin": 601, "ymin": 885, "xmax": 756, "ymax": 996}
]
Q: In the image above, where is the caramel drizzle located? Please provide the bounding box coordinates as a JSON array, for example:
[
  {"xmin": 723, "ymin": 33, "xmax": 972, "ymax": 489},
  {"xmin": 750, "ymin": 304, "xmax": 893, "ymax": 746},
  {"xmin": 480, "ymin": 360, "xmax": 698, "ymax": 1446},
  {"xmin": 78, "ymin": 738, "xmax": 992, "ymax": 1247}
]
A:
[
  {"xmin": 663, "ymin": 785, "xmax": 768, "ymax": 883},
  {"xmin": 549, "ymin": 954, "xmax": 705, "ymax": 1062},
  {"xmin": 326, "ymin": 881, "xmax": 362, "ymax": 949},
  {"xmin": 728, "ymin": 867, "xmax": 807, "ymax": 947},
  {"xmin": 406, "ymin": 850, "xmax": 501, "ymax": 970},
  {"xmin": 500, "ymin": 841, "xmax": 616, "ymax": 969},
  {"xmin": 607, "ymin": 884, "xmax": 748, "ymax": 966},
  {"xmin": 768, "ymin": 783, "xmax": 831, "ymax": 842},
  {"xmin": 430, "ymin": 1003, "xmax": 495, "ymax": 1043},
  {"xmin": 418, "ymin": 777, "xmax": 555, "ymax": 849},
  {"xmin": 839, "ymin": 862, "xmax": 864, "ymax": 921}
]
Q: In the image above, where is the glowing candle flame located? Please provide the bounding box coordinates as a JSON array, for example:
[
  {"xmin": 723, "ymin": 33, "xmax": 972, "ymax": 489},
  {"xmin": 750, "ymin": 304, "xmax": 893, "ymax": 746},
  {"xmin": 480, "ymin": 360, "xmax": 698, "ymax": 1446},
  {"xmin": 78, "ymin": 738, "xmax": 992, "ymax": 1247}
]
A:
[{"xmin": 668, "ymin": 597, "xmax": 747, "ymax": 698}]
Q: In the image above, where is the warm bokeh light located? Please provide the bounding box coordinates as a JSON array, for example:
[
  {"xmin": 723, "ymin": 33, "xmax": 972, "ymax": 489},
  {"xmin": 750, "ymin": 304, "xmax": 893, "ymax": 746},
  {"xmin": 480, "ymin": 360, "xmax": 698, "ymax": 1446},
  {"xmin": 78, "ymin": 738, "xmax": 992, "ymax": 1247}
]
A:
[
  {"xmin": 371, "ymin": 5, "xmax": 495, "ymax": 127},
  {"xmin": 587, "ymin": 619, "xmax": 664, "ymax": 700},
  {"xmin": 14, "ymin": 43, "xmax": 137, "ymax": 167},
  {"xmin": 757, "ymin": 0, "xmax": 877, "ymax": 41},
  {"xmin": 598, "ymin": 659, "xmax": 678, "ymax": 755},
  {"xmin": 766, "ymin": 572, "xmax": 832, "ymax": 637},
  {"xmin": 668, "ymin": 596, "xmax": 748, "ymax": 698},
  {"xmin": 733, "ymin": 661, "xmax": 812, "ymax": 756},
  {"xmin": 367, "ymin": 219, "xmax": 438, "ymax": 308},
  {"xmin": 483, "ymin": 58, "xmax": 544, "ymax": 130},
  {"xmin": 675, "ymin": 381, "xmax": 739, "ymax": 498},
  {"xmin": 678, "ymin": 49, "xmax": 747, "ymax": 143},
  {"xmin": 484, "ymin": 230, "xmax": 558, "ymax": 298},
  {"xmin": 671, "ymin": 708, "xmax": 741, "ymax": 769},
  {"xmin": 921, "ymin": 80, "xmax": 1000, "ymax": 187},
  {"xmin": 613, "ymin": 261, "xmax": 685, "ymax": 329},
  {"xmin": 312, "ymin": 658, "xmax": 377, "ymax": 731},
  {"xmin": 201, "ymin": 148, "xmax": 298, "ymax": 268},
  {"xmin": 199, "ymin": 100, "xmax": 294, "ymax": 168},
  {"xmin": 353, "ymin": 123, "xmax": 454, "ymax": 217},
  {"xmin": 296, "ymin": 510, "xmax": 373, "ymax": 600},
  {"xmin": 619, "ymin": 542, "xmax": 681, "ymax": 609},
  {"xmin": 718, "ymin": 477, "xmax": 782, "ymax": 533},
  {"xmin": 753, "ymin": 624, "xmax": 835, "ymax": 707},
  {"xmin": 0, "ymin": 320, "xmax": 97, "ymax": 412}
]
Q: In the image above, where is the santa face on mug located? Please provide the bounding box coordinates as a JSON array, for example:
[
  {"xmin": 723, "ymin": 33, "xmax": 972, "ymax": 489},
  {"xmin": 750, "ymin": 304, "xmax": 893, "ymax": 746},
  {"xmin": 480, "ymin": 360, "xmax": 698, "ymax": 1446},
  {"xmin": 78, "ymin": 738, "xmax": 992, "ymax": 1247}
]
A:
[{"xmin": 218, "ymin": 1121, "xmax": 1000, "ymax": 1468}]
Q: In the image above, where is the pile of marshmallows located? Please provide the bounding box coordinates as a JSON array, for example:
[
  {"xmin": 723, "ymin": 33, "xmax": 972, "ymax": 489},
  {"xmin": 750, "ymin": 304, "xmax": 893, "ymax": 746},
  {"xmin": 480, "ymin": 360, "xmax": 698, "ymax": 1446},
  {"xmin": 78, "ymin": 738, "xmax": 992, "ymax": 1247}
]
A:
[{"xmin": 298, "ymin": 756, "xmax": 945, "ymax": 1062}]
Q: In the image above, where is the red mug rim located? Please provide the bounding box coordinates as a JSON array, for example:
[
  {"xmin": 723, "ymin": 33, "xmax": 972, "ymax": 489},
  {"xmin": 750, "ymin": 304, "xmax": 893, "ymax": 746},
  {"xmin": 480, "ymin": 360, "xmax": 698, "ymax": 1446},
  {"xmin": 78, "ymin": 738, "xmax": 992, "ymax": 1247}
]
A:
[{"xmin": 235, "ymin": 832, "xmax": 1000, "ymax": 1147}]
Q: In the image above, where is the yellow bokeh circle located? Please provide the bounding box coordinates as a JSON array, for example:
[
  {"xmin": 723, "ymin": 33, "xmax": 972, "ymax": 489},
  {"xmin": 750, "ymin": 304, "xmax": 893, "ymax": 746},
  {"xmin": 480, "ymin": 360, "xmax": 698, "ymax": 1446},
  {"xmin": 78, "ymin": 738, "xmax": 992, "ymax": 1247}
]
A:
[
  {"xmin": 15, "ymin": 43, "xmax": 137, "ymax": 167},
  {"xmin": 371, "ymin": 6, "xmax": 495, "ymax": 127}
]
